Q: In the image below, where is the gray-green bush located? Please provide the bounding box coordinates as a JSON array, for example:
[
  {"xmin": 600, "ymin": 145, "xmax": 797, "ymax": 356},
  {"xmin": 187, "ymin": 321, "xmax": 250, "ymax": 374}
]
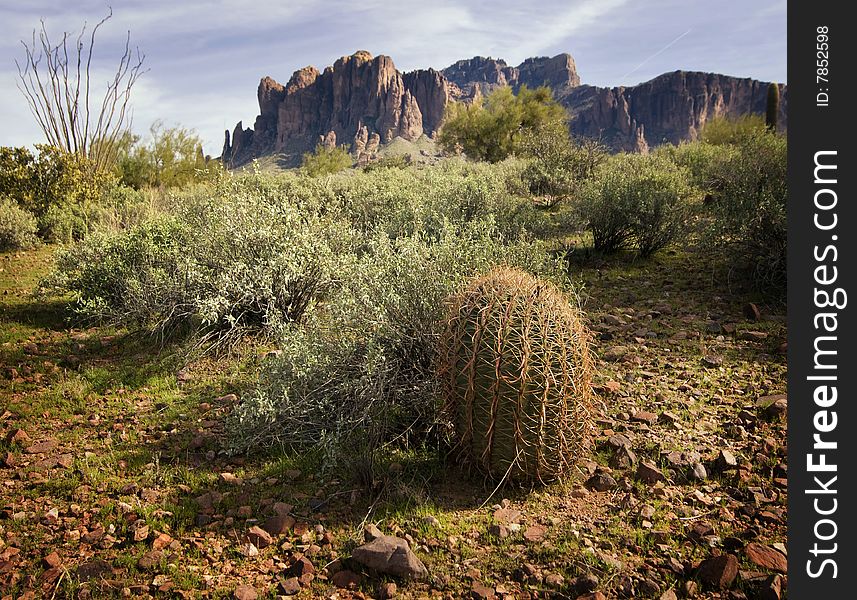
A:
[
  {"xmin": 0, "ymin": 197, "xmax": 40, "ymax": 251},
  {"xmin": 579, "ymin": 153, "xmax": 695, "ymax": 256}
]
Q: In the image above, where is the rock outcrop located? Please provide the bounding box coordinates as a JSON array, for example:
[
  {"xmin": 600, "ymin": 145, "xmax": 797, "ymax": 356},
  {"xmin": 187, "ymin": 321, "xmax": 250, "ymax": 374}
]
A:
[
  {"xmin": 223, "ymin": 51, "xmax": 442, "ymax": 167},
  {"xmin": 564, "ymin": 71, "xmax": 788, "ymax": 151},
  {"xmin": 221, "ymin": 50, "xmax": 786, "ymax": 166}
]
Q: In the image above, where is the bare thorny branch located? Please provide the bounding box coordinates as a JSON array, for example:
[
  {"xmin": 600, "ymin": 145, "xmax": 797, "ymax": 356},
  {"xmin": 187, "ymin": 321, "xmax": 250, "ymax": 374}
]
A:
[{"xmin": 15, "ymin": 8, "xmax": 147, "ymax": 173}]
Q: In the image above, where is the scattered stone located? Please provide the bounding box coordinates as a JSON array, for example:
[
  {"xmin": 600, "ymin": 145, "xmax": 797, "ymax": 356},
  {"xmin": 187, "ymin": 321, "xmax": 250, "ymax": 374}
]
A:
[
  {"xmin": 759, "ymin": 395, "xmax": 787, "ymax": 420},
  {"xmin": 138, "ymin": 550, "xmax": 164, "ymax": 571},
  {"xmin": 423, "ymin": 515, "xmax": 441, "ymax": 527},
  {"xmin": 523, "ymin": 525, "xmax": 547, "ymax": 543},
  {"xmin": 488, "ymin": 524, "xmax": 509, "ymax": 539},
  {"xmin": 545, "ymin": 572, "xmax": 565, "ymax": 588},
  {"xmin": 23, "ymin": 439, "xmax": 57, "ymax": 454},
  {"xmin": 716, "ymin": 449, "xmax": 739, "ymax": 471},
  {"xmin": 602, "ymin": 346, "xmax": 630, "ymax": 362},
  {"xmin": 697, "ymin": 554, "xmax": 739, "ymax": 589},
  {"xmin": 351, "ymin": 535, "xmax": 428, "ymax": 580},
  {"xmin": 238, "ymin": 542, "xmax": 259, "ymax": 557},
  {"xmin": 285, "ymin": 555, "xmax": 316, "ymax": 585},
  {"xmin": 5, "ymin": 429, "xmax": 31, "ymax": 446},
  {"xmin": 76, "ymin": 559, "xmax": 113, "ymax": 581},
  {"xmin": 219, "ymin": 472, "xmax": 241, "ymax": 485},
  {"xmin": 702, "ymin": 355, "xmax": 723, "ymax": 368},
  {"xmin": 610, "ymin": 446, "xmax": 637, "ymax": 469},
  {"xmin": 739, "ymin": 331, "xmax": 768, "ymax": 341},
  {"xmin": 745, "ymin": 543, "xmax": 787, "ymax": 572},
  {"xmin": 331, "ymin": 569, "xmax": 361, "ymax": 589},
  {"xmin": 690, "ymin": 462, "xmax": 708, "ymax": 480},
  {"xmin": 492, "ymin": 506, "xmax": 522, "ymax": 525},
  {"xmin": 247, "ymin": 525, "xmax": 274, "ymax": 549},
  {"xmin": 631, "ymin": 411, "xmax": 658, "ymax": 425},
  {"xmin": 273, "ymin": 502, "xmax": 293, "ymax": 516},
  {"xmin": 263, "ymin": 514, "xmax": 296, "ymax": 536},
  {"xmin": 233, "ymin": 584, "xmax": 258, "ymax": 600},
  {"xmin": 364, "ymin": 523, "xmax": 384, "ymax": 542},
  {"xmin": 636, "ymin": 461, "xmax": 666, "ymax": 484},
  {"xmin": 379, "ymin": 581, "xmax": 398, "ymax": 598},
  {"xmin": 759, "ymin": 574, "xmax": 782, "ymax": 600},
  {"xmin": 586, "ymin": 473, "xmax": 617, "ymax": 492},
  {"xmin": 659, "ymin": 589, "xmax": 678, "ymax": 600},
  {"xmin": 43, "ymin": 551, "xmax": 62, "ymax": 568},
  {"xmin": 575, "ymin": 593, "xmax": 606, "ymax": 600},
  {"xmin": 278, "ymin": 576, "xmax": 301, "ymax": 596},
  {"xmin": 471, "ymin": 582, "xmax": 495, "ymax": 599},
  {"xmin": 607, "ymin": 433, "xmax": 633, "ymax": 450},
  {"xmin": 152, "ymin": 533, "xmax": 173, "ymax": 551}
]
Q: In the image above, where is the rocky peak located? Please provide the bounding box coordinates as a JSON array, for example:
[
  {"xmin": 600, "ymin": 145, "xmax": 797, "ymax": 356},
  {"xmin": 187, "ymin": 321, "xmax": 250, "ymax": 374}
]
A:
[{"xmin": 517, "ymin": 53, "xmax": 580, "ymax": 93}]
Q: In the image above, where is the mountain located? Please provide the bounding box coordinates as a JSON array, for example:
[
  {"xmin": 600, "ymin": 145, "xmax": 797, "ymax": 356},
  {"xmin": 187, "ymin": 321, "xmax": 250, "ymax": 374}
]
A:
[{"xmin": 221, "ymin": 51, "xmax": 786, "ymax": 167}]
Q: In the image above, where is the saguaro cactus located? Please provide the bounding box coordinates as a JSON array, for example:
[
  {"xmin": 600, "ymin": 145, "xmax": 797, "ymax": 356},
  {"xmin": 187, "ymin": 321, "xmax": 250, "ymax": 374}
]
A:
[
  {"xmin": 766, "ymin": 83, "xmax": 780, "ymax": 131},
  {"xmin": 438, "ymin": 267, "xmax": 593, "ymax": 482}
]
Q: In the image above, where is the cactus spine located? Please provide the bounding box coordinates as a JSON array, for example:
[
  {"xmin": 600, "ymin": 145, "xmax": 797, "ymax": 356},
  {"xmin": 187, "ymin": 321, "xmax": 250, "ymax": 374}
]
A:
[{"xmin": 439, "ymin": 267, "xmax": 593, "ymax": 482}]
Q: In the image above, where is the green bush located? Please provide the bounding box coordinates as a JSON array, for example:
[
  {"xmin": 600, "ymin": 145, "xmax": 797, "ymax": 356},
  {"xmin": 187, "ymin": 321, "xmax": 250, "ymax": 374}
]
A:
[
  {"xmin": 116, "ymin": 122, "xmax": 220, "ymax": 189},
  {"xmin": 519, "ymin": 125, "xmax": 607, "ymax": 201},
  {"xmin": 579, "ymin": 153, "xmax": 695, "ymax": 256},
  {"xmin": 705, "ymin": 129, "xmax": 787, "ymax": 292},
  {"xmin": 0, "ymin": 197, "xmax": 40, "ymax": 251},
  {"xmin": 302, "ymin": 144, "xmax": 352, "ymax": 176},
  {"xmin": 438, "ymin": 86, "xmax": 568, "ymax": 163},
  {"xmin": 0, "ymin": 144, "xmax": 115, "ymax": 242},
  {"xmin": 42, "ymin": 183, "xmax": 353, "ymax": 348}
]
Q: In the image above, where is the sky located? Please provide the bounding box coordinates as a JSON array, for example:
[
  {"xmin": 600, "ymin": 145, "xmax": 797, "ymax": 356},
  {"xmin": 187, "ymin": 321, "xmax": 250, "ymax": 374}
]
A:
[{"xmin": 0, "ymin": 0, "xmax": 786, "ymax": 156}]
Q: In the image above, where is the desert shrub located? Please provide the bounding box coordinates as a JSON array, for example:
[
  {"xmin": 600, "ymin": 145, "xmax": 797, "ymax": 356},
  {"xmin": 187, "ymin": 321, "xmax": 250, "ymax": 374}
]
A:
[
  {"xmin": 302, "ymin": 144, "xmax": 352, "ymax": 176},
  {"xmin": 519, "ymin": 125, "xmax": 607, "ymax": 201},
  {"xmin": 0, "ymin": 197, "xmax": 40, "ymax": 251},
  {"xmin": 439, "ymin": 86, "xmax": 568, "ymax": 163},
  {"xmin": 701, "ymin": 114, "xmax": 767, "ymax": 146},
  {"xmin": 579, "ymin": 153, "xmax": 695, "ymax": 256},
  {"xmin": 116, "ymin": 122, "xmax": 220, "ymax": 189},
  {"xmin": 229, "ymin": 221, "xmax": 567, "ymax": 479},
  {"xmin": 705, "ymin": 129, "xmax": 787, "ymax": 292},
  {"xmin": 362, "ymin": 154, "xmax": 411, "ymax": 172},
  {"xmin": 656, "ymin": 141, "xmax": 738, "ymax": 194},
  {"xmin": 0, "ymin": 144, "xmax": 115, "ymax": 242},
  {"xmin": 42, "ymin": 187, "xmax": 353, "ymax": 348}
]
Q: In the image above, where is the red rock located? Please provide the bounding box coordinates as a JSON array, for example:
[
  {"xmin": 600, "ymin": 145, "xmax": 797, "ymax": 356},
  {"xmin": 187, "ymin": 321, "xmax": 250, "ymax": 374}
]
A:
[
  {"xmin": 24, "ymin": 439, "xmax": 57, "ymax": 454},
  {"xmin": 697, "ymin": 554, "xmax": 739, "ymax": 589},
  {"xmin": 636, "ymin": 461, "xmax": 665, "ymax": 484},
  {"xmin": 379, "ymin": 581, "xmax": 398, "ymax": 598},
  {"xmin": 331, "ymin": 569, "xmax": 361, "ymax": 589},
  {"xmin": 523, "ymin": 525, "xmax": 547, "ymax": 543},
  {"xmin": 575, "ymin": 593, "xmax": 607, "ymax": 600},
  {"xmin": 745, "ymin": 543, "xmax": 787, "ymax": 573},
  {"xmin": 263, "ymin": 514, "xmax": 296, "ymax": 536},
  {"xmin": 471, "ymin": 582, "xmax": 495, "ymax": 599},
  {"xmin": 492, "ymin": 507, "xmax": 522, "ymax": 525},
  {"xmin": 631, "ymin": 411, "xmax": 658, "ymax": 425},
  {"xmin": 138, "ymin": 550, "xmax": 164, "ymax": 570},
  {"xmin": 278, "ymin": 576, "xmax": 301, "ymax": 595},
  {"xmin": 5, "ymin": 429, "xmax": 31, "ymax": 446},
  {"xmin": 247, "ymin": 525, "xmax": 273, "ymax": 549},
  {"xmin": 152, "ymin": 533, "xmax": 173, "ymax": 550},
  {"xmin": 43, "ymin": 551, "xmax": 62, "ymax": 568},
  {"xmin": 233, "ymin": 584, "xmax": 258, "ymax": 600}
]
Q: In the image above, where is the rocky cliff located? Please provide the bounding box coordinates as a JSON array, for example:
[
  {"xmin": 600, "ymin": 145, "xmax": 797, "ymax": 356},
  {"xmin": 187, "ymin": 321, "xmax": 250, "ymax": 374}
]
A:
[
  {"xmin": 221, "ymin": 51, "xmax": 786, "ymax": 166},
  {"xmin": 564, "ymin": 71, "xmax": 788, "ymax": 152}
]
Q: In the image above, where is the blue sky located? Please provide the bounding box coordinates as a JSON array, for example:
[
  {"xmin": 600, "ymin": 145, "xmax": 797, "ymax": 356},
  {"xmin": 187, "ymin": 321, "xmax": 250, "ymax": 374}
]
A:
[{"xmin": 0, "ymin": 0, "xmax": 786, "ymax": 156}]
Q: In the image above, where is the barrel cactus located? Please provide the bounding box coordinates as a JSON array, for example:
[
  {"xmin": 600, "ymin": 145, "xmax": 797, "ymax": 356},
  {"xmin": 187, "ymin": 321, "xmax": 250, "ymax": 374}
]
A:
[{"xmin": 438, "ymin": 267, "xmax": 594, "ymax": 482}]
